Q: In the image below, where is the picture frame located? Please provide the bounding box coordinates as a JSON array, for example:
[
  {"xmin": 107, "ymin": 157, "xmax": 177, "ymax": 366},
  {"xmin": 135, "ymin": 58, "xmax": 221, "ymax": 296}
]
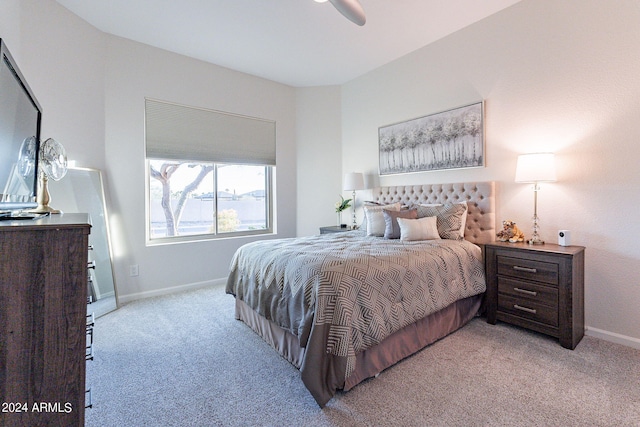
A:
[{"xmin": 378, "ymin": 101, "xmax": 484, "ymax": 175}]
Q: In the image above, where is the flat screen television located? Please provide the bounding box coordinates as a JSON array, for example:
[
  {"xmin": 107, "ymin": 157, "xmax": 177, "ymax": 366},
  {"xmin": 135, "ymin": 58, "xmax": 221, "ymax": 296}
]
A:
[{"xmin": 0, "ymin": 38, "xmax": 42, "ymax": 213}]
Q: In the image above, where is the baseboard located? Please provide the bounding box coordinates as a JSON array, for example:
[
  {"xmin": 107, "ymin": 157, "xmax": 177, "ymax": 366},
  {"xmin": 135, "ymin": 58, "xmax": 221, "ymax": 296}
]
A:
[
  {"xmin": 117, "ymin": 278, "xmax": 227, "ymax": 305},
  {"xmin": 98, "ymin": 290, "xmax": 115, "ymax": 299},
  {"xmin": 585, "ymin": 326, "xmax": 640, "ymax": 350}
]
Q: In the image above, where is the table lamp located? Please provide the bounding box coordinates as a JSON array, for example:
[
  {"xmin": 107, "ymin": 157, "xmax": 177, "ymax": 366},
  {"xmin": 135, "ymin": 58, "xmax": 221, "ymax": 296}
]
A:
[{"xmin": 515, "ymin": 153, "xmax": 557, "ymax": 244}]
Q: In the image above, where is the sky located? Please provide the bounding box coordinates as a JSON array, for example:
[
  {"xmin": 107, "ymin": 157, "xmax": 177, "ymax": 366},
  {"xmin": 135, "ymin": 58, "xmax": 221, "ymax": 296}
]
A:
[{"xmin": 149, "ymin": 161, "xmax": 265, "ymax": 196}]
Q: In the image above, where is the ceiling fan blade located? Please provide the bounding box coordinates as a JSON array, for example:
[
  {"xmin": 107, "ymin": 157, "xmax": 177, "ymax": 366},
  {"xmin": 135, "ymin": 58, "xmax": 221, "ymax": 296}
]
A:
[{"xmin": 329, "ymin": 0, "xmax": 366, "ymax": 26}]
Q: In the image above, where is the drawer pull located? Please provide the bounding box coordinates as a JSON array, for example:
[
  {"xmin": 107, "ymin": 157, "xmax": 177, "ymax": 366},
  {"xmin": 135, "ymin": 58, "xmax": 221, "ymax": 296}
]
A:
[
  {"xmin": 85, "ymin": 388, "xmax": 92, "ymax": 409},
  {"xmin": 514, "ymin": 304, "xmax": 537, "ymax": 314},
  {"xmin": 86, "ymin": 325, "xmax": 94, "ymax": 361},
  {"xmin": 86, "ymin": 312, "xmax": 95, "ymax": 328},
  {"xmin": 514, "ymin": 287, "xmax": 537, "ymax": 297},
  {"xmin": 513, "ymin": 265, "xmax": 537, "ymax": 274}
]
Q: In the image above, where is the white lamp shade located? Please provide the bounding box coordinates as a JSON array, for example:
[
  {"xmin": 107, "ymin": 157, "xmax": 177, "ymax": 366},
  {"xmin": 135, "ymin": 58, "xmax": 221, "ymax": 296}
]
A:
[
  {"xmin": 343, "ymin": 172, "xmax": 364, "ymax": 191},
  {"xmin": 515, "ymin": 153, "xmax": 557, "ymax": 183}
]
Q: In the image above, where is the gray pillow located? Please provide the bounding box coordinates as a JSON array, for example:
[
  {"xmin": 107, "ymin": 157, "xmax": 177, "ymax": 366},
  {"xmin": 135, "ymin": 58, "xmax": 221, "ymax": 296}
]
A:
[
  {"xmin": 415, "ymin": 203, "xmax": 466, "ymax": 240},
  {"xmin": 363, "ymin": 202, "xmax": 402, "ymax": 236},
  {"xmin": 383, "ymin": 208, "xmax": 418, "ymax": 239}
]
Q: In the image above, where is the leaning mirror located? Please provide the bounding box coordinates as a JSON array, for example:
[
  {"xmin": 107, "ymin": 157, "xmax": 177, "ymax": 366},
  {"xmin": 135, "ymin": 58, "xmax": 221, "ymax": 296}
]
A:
[{"xmin": 48, "ymin": 167, "xmax": 118, "ymax": 317}]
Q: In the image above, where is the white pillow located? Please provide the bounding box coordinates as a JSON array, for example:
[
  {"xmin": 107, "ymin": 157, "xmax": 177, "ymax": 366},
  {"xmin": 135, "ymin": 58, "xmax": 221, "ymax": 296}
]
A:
[
  {"xmin": 364, "ymin": 202, "xmax": 402, "ymax": 236},
  {"xmin": 397, "ymin": 216, "xmax": 440, "ymax": 241}
]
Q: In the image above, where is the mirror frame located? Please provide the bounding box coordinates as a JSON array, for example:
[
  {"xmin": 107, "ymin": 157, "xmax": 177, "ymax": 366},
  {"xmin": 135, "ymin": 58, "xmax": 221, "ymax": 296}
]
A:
[{"xmin": 49, "ymin": 167, "xmax": 118, "ymax": 314}]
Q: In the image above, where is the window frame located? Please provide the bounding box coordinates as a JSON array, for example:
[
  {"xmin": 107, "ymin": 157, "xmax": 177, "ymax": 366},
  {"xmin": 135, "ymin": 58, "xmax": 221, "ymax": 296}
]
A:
[{"xmin": 145, "ymin": 160, "xmax": 274, "ymax": 245}]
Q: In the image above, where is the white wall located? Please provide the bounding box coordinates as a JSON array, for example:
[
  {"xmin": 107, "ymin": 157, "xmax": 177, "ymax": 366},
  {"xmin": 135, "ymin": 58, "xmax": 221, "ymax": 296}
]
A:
[
  {"xmin": 103, "ymin": 36, "xmax": 297, "ymax": 302},
  {"xmin": 1, "ymin": 0, "xmax": 106, "ymax": 171},
  {"xmin": 295, "ymin": 86, "xmax": 342, "ymax": 236},
  {"xmin": 338, "ymin": 0, "xmax": 640, "ymax": 346},
  {"xmin": 0, "ymin": 2, "xmax": 21, "ymax": 53},
  {"xmin": 2, "ymin": 0, "xmax": 298, "ymax": 303}
]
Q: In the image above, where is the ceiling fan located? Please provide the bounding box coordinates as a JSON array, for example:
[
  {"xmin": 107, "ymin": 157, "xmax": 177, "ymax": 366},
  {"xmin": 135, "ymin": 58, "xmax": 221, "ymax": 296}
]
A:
[{"xmin": 315, "ymin": 0, "xmax": 366, "ymax": 26}]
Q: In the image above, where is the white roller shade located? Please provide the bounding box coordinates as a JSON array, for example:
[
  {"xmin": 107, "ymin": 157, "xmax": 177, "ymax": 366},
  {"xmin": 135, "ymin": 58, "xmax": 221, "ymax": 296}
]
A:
[{"xmin": 145, "ymin": 99, "xmax": 276, "ymax": 166}]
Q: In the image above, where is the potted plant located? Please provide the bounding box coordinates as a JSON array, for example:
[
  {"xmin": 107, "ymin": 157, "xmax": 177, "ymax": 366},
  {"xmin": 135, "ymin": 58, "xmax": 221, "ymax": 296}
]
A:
[{"xmin": 335, "ymin": 195, "xmax": 351, "ymax": 227}]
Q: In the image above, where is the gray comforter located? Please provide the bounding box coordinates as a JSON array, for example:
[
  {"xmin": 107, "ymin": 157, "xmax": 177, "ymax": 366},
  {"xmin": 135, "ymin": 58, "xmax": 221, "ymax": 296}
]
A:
[{"xmin": 226, "ymin": 231, "xmax": 486, "ymax": 404}]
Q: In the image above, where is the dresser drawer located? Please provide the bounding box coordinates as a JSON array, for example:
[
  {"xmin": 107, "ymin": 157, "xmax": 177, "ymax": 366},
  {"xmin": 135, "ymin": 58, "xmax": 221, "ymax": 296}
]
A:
[
  {"xmin": 496, "ymin": 255, "xmax": 558, "ymax": 285},
  {"xmin": 498, "ymin": 294, "xmax": 559, "ymax": 327},
  {"xmin": 498, "ymin": 277, "xmax": 558, "ymax": 307}
]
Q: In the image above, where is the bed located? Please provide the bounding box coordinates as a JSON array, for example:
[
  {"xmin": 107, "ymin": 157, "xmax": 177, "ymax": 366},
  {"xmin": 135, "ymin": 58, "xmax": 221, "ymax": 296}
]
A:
[{"xmin": 226, "ymin": 182, "xmax": 495, "ymax": 407}]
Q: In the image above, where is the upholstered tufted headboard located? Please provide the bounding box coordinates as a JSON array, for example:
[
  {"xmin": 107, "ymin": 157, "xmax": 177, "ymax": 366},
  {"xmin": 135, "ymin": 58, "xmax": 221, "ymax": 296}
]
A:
[{"xmin": 370, "ymin": 182, "xmax": 496, "ymax": 245}]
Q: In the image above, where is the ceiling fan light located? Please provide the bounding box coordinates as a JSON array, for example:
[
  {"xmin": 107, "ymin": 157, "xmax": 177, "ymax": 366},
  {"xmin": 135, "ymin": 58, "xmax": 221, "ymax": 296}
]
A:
[{"xmin": 329, "ymin": 0, "xmax": 366, "ymax": 26}]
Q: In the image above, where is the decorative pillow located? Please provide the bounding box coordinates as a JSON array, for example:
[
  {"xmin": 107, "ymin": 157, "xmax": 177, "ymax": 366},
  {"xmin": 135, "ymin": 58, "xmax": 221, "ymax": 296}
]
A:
[
  {"xmin": 397, "ymin": 216, "xmax": 440, "ymax": 241},
  {"xmin": 383, "ymin": 208, "xmax": 418, "ymax": 239},
  {"xmin": 364, "ymin": 202, "xmax": 402, "ymax": 236},
  {"xmin": 457, "ymin": 201, "xmax": 468, "ymax": 238},
  {"xmin": 420, "ymin": 201, "xmax": 468, "ymax": 237},
  {"xmin": 415, "ymin": 203, "xmax": 467, "ymax": 240}
]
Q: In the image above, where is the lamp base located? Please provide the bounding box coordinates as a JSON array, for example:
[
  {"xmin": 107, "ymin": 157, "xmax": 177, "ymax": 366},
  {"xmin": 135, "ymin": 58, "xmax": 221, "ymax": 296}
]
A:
[
  {"xmin": 528, "ymin": 196, "xmax": 544, "ymax": 244},
  {"xmin": 527, "ymin": 231, "xmax": 545, "ymax": 245},
  {"xmin": 28, "ymin": 174, "xmax": 62, "ymax": 215},
  {"xmin": 527, "ymin": 238, "xmax": 545, "ymax": 245},
  {"xmin": 350, "ymin": 189, "xmax": 358, "ymax": 230}
]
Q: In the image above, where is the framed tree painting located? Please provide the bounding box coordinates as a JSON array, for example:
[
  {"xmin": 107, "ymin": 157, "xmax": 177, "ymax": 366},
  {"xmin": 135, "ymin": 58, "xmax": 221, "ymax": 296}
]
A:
[{"xmin": 378, "ymin": 101, "xmax": 484, "ymax": 175}]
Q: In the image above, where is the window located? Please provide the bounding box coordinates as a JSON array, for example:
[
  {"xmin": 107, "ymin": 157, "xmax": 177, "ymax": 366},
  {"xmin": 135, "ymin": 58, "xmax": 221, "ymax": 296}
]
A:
[
  {"xmin": 145, "ymin": 99, "xmax": 275, "ymax": 243},
  {"xmin": 148, "ymin": 161, "xmax": 271, "ymax": 239}
]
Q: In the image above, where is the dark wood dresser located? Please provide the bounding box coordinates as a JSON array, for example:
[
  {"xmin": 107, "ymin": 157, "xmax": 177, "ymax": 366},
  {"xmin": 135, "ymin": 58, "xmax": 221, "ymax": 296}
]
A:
[
  {"xmin": 485, "ymin": 241, "xmax": 585, "ymax": 349},
  {"xmin": 0, "ymin": 214, "xmax": 91, "ymax": 427}
]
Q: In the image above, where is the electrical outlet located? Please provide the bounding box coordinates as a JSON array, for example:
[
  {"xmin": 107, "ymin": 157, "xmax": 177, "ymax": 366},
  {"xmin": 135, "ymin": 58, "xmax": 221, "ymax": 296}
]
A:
[{"xmin": 129, "ymin": 264, "xmax": 139, "ymax": 277}]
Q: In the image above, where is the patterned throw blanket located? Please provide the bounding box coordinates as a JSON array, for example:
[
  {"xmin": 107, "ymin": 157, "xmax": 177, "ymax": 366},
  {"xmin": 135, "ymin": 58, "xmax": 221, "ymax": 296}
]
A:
[{"xmin": 226, "ymin": 232, "xmax": 485, "ymax": 380}]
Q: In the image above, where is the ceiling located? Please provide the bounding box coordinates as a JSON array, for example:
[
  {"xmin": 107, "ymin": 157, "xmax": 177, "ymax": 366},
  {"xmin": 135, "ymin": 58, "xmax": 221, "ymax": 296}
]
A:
[{"xmin": 55, "ymin": 0, "xmax": 522, "ymax": 87}]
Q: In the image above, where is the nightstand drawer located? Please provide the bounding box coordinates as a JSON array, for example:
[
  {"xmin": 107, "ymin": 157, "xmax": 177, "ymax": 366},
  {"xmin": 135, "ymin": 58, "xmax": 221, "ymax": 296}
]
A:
[
  {"xmin": 498, "ymin": 277, "xmax": 558, "ymax": 306},
  {"xmin": 496, "ymin": 255, "xmax": 558, "ymax": 285},
  {"xmin": 498, "ymin": 294, "xmax": 558, "ymax": 327}
]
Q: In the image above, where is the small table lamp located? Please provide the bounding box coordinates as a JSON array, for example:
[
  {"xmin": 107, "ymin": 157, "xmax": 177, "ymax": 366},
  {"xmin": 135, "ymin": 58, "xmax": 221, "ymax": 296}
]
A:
[
  {"xmin": 343, "ymin": 172, "xmax": 364, "ymax": 229},
  {"xmin": 515, "ymin": 153, "xmax": 557, "ymax": 244}
]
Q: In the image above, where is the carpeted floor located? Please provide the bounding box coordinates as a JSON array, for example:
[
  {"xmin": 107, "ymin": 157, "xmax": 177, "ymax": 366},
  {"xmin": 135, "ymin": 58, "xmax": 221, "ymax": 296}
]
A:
[{"xmin": 86, "ymin": 285, "xmax": 640, "ymax": 427}]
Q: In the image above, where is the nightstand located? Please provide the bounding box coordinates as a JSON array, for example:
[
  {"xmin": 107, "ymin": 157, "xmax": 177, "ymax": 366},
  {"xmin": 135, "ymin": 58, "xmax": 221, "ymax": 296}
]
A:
[
  {"xmin": 485, "ymin": 241, "xmax": 585, "ymax": 349},
  {"xmin": 319, "ymin": 225, "xmax": 352, "ymax": 234}
]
